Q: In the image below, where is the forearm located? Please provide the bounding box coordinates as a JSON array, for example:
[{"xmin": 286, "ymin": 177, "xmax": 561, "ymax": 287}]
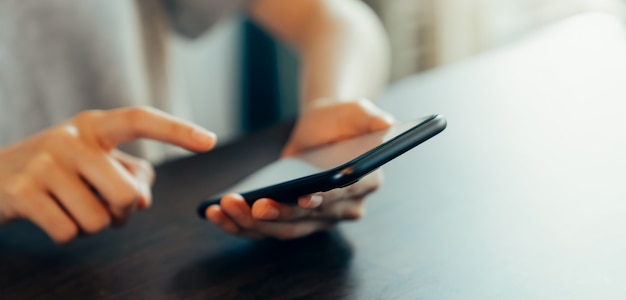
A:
[
  {"xmin": 249, "ymin": 0, "xmax": 390, "ymax": 111},
  {"xmin": 296, "ymin": 0, "xmax": 390, "ymax": 110}
]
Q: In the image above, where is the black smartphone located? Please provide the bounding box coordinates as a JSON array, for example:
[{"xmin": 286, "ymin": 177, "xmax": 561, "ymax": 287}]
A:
[{"xmin": 197, "ymin": 114, "xmax": 446, "ymax": 218}]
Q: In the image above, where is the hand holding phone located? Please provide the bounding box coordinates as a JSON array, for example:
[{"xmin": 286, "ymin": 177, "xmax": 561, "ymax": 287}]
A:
[{"xmin": 197, "ymin": 114, "xmax": 446, "ymax": 218}]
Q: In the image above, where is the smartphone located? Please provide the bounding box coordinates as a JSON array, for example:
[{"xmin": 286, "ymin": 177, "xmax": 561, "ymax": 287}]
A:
[{"xmin": 197, "ymin": 114, "xmax": 446, "ymax": 218}]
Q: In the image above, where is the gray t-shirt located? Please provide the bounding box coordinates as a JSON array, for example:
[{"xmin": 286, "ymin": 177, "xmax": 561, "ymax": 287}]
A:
[{"xmin": 0, "ymin": 0, "xmax": 249, "ymax": 161}]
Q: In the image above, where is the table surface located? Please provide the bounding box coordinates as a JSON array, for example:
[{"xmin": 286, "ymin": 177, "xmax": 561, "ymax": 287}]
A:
[{"xmin": 2, "ymin": 13, "xmax": 626, "ymax": 299}]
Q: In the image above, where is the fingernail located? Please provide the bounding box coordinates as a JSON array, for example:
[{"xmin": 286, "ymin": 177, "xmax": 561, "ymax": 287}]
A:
[
  {"xmin": 206, "ymin": 205, "xmax": 221, "ymax": 223},
  {"xmin": 260, "ymin": 205, "xmax": 280, "ymax": 220},
  {"xmin": 224, "ymin": 194, "xmax": 245, "ymax": 217},
  {"xmin": 139, "ymin": 184, "xmax": 152, "ymax": 209},
  {"xmin": 307, "ymin": 194, "xmax": 323, "ymax": 208},
  {"xmin": 191, "ymin": 127, "xmax": 217, "ymax": 148}
]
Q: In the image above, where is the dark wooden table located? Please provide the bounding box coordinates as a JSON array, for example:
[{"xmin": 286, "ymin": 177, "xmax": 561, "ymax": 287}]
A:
[{"xmin": 2, "ymin": 13, "xmax": 626, "ymax": 299}]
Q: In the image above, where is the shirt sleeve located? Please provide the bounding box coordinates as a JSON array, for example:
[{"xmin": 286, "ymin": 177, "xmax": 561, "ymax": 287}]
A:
[{"xmin": 164, "ymin": 0, "xmax": 252, "ymax": 38}]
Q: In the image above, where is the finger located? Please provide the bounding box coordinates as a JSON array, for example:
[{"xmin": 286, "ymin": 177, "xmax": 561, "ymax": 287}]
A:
[
  {"xmin": 45, "ymin": 167, "xmax": 111, "ymax": 235},
  {"xmin": 215, "ymin": 197, "xmax": 336, "ymax": 240},
  {"xmin": 90, "ymin": 107, "xmax": 217, "ymax": 152},
  {"xmin": 111, "ymin": 150, "xmax": 155, "ymax": 184},
  {"xmin": 298, "ymin": 194, "xmax": 324, "ymax": 209},
  {"xmin": 111, "ymin": 150, "xmax": 154, "ymax": 209},
  {"xmin": 250, "ymin": 167, "xmax": 381, "ymax": 222},
  {"xmin": 318, "ymin": 171, "xmax": 382, "ymax": 203},
  {"xmin": 281, "ymin": 99, "xmax": 395, "ymax": 157},
  {"xmin": 206, "ymin": 206, "xmax": 264, "ymax": 240},
  {"xmin": 69, "ymin": 146, "xmax": 141, "ymax": 224},
  {"xmin": 369, "ymin": 114, "xmax": 395, "ymax": 131},
  {"xmin": 251, "ymin": 198, "xmax": 315, "ymax": 221},
  {"xmin": 214, "ymin": 201, "xmax": 336, "ymax": 239},
  {"xmin": 355, "ymin": 98, "xmax": 396, "ymax": 131},
  {"xmin": 341, "ymin": 198, "xmax": 367, "ymax": 220},
  {"xmin": 337, "ymin": 99, "xmax": 395, "ymax": 135},
  {"xmin": 250, "ymin": 198, "xmax": 282, "ymax": 221},
  {"xmin": 220, "ymin": 194, "xmax": 258, "ymax": 229},
  {"xmin": 252, "ymin": 186, "xmax": 366, "ymax": 222},
  {"xmin": 103, "ymin": 156, "xmax": 139, "ymax": 226},
  {"xmin": 206, "ymin": 204, "xmax": 243, "ymax": 236},
  {"xmin": 19, "ymin": 193, "xmax": 79, "ymax": 244}
]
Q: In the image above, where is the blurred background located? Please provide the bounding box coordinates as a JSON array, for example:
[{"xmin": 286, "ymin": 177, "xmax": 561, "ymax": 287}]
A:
[
  {"xmin": 169, "ymin": 0, "xmax": 626, "ymax": 144},
  {"xmin": 364, "ymin": 0, "xmax": 623, "ymax": 79}
]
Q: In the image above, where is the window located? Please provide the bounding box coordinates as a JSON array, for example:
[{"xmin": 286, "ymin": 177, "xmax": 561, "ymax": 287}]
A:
[{"xmin": 364, "ymin": 0, "xmax": 625, "ymax": 80}]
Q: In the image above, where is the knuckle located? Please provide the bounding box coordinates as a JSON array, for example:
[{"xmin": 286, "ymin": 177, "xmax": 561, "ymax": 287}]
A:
[
  {"xmin": 0, "ymin": 178, "xmax": 32, "ymax": 219},
  {"xmin": 344, "ymin": 209, "xmax": 364, "ymax": 220},
  {"xmin": 369, "ymin": 182, "xmax": 381, "ymax": 192},
  {"xmin": 83, "ymin": 214, "xmax": 111, "ymax": 234},
  {"xmin": 26, "ymin": 152, "xmax": 57, "ymax": 176},
  {"xmin": 345, "ymin": 184, "xmax": 358, "ymax": 195},
  {"xmin": 124, "ymin": 106, "xmax": 159, "ymax": 133},
  {"xmin": 4, "ymin": 175, "xmax": 36, "ymax": 203},
  {"xmin": 344, "ymin": 202, "xmax": 366, "ymax": 220},
  {"xmin": 73, "ymin": 110, "xmax": 104, "ymax": 125},
  {"xmin": 45, "ymin": 127, "xmax": 81, "ymax": 151},
  {"xmin": 127, "ymin": 106, "xmax": 156, "ymax": 123},
  {"xmin": 368, "ymin": 173, "xmax": 383, "ymax": 191},
  {"xmin": 237, "ymin": 219, "xmax": 253, "ymax": 230},
  {"xmin": 111, "ymin": 186, "xmax": 138, "ymax": 209},
  {"xmin": 167, "ymin": 119, "xmax": 183, "ymax": 136}
]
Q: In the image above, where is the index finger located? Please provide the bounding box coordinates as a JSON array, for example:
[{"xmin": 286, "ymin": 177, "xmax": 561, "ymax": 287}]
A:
[{"xmin": 92, "ymin": 107, "xmax": 217, "ymax": 152}]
